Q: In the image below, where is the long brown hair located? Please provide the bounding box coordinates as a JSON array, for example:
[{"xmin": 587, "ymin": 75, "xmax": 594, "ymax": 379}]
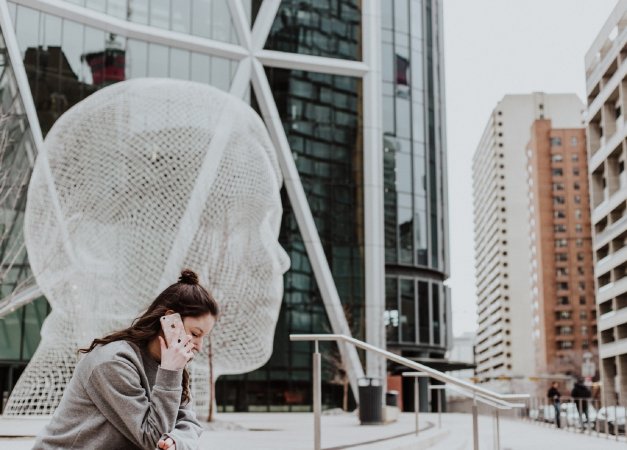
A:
[{"xmin": 80, "ymin": 269, "xmax": 219, "ymax": 404}]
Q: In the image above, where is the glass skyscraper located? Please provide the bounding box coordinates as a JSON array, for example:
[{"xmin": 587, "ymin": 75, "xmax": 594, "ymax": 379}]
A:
[{"xmin": 0, "ymin": 0, "xmax": 449, "ymax": 413}]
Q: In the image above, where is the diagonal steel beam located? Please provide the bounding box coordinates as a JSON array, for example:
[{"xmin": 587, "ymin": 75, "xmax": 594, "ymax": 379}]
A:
[
  {"xmin": 227, "ymin": 0, "xmax": 252, "ymax": 50},
  {"xmin": 229, "ymin": 57, "xmax": 252, "ymax": 99},
  {"xmin": 250, "ymin": 0, "xmax": 281, "ymax": 51},
  {"xmin": 250, "ymin": 58, "xmax": 365, "ymax": 399}
]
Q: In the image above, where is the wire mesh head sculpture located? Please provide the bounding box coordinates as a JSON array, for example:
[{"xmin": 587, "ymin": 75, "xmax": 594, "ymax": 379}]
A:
[{"xmin": 4, "ymin": 78, "xmax": 290, "ymax": 416}]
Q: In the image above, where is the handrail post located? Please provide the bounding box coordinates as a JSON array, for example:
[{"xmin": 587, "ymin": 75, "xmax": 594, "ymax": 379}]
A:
[
  {"xmin": 414, "ymin": 377, "xmax": 419, "ymax": 436},
  {"xmin": 437, "ymin": 389, "xmax": 442, "ymax": 429},
  {"xmin": 495, "ymin": 408, "xmax": 500, "ymax": 450},
  {"xmin": 472, "ymin": 393, "xmax": 480, "ymax": 450},
  {"xmin": 313, "ymin": 340, "xmax": 321, "ymax": 450},
  {"xmin": 614, "ymin": 401, "xmax": 618, "ymax": 441}
]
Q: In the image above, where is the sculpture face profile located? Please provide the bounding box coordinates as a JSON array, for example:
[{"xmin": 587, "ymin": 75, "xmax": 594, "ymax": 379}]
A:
[{"xmin": 4, "ymin": 79, "xmax": 290, "ymax": 416}]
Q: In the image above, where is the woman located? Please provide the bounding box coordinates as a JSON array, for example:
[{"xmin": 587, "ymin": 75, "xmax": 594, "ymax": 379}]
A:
[{"xmin": 34, "ymin": 269, "xmax": 219, "ymax": 450}]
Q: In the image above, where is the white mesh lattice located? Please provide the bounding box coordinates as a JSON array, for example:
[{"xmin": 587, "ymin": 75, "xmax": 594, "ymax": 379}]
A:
[{"xmin": 4, "ymin": 78, "xmax": 290, "ymax": 417}]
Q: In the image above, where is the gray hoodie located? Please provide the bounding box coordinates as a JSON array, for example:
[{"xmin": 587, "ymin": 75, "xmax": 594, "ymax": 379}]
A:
[{"xmin": 33, "ymin": 340, "xmax": 202, "ymax": 450}]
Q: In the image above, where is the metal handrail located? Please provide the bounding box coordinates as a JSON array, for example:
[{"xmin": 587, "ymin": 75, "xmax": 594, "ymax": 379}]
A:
[
  {"xmin": 291, "ymin": 334, "xmax": 529, "ymax": 403},
  {"xmin": 443, "ymin": 384, "xmax": 519, "ymax": 410},
  {"xmin": 291, "ymin": 333, "xmax": 529, "ymax": 450}
]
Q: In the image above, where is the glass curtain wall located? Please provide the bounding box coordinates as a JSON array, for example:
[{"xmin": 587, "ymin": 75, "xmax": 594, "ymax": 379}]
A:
[
  {"xmin": 382, "ymin": 0, "xmax": 449, "ymax": 361},
  {"xmin": 216, "ymin": 0, "xmax": 364, "ymax": 412},
  {"xmin": 0, "ymin": 22, "xmax": 49, "ymax": 412},
  {"xmin": 9, "ymin": 3, "xmax": 237, "ymax": 136},
  {"xmin": 0, "ymin": 1, "xmax": 238, "ymax": 411}
]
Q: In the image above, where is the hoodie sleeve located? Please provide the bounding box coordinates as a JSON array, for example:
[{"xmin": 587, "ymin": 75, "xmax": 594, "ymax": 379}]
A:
[
  {"xmin": 85, "ymin": 358, "xmax": 182, "ymax": 450},
  {"xmin": 162, "ymin": 400, "xmax": 204, "ymax": 450}
]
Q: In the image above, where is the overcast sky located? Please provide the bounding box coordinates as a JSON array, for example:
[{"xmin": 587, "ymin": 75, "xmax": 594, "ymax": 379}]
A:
[{"xmin": 442, "ymin": 0, "xmax": 618, "ymax": 336}]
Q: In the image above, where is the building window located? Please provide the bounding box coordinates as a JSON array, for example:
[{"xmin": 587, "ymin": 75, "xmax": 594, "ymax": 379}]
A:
[
  {"xmin": 557, "ymin": 282, "xmax": 569, "ymax": 290},
  {"xmin": 554, "ymin": 210, "xmax": 566, "ymax": 219},
  {"xmin": 555, "ymin": 253, "xmax": 568, "ymax": 262},
  {"xmin": 570, "ymin": 136, "xmax": 578, "ymax": 146},
  {"xmin": 575, "ymin": 209, "xmax": 582, "ymax": 219},
  {"xmin": 418, "ymin": 281, "xmax": 430, "ymax": 343},
  {"xmin": 550, "ymin": 137, "xmax": 562, "ymax": 146},
  {"xmin": 551, "ymin": 154, "xmax": 563, "ymax": 163},
  {"xmin": 579, "ymin": 296, "xmax": 586, "ymax": 305},
  {"xmin": 576, "ymin": 238, "xmax": 583, "ymax": 247},
  {"xmin": 552, "ymin": 183, "xmax": 564, "ymax": 191},
  {"xmin": 556, "ymin": 267, "xmax": 568, "ymax": 276},
  {"xmin": 553, "ymin": 196, "xmax": 565, "ymax": 205},
  {"xmin": 579, "ymin": 311, "xmax": 588, "ymax": 320},
  {"xmin": 581, "ymin": 326, "xmax": 588, "ymax": 335},
  {"xmin": 573, "ymin": 181, "xmax": 580, "ymax": 190},
  {"xmin": 552, "ymin": 168, "xmax": 563, "ymax": 176},
  {"xmin": 400, "ymin": 279, "xmax": 416, "ymax": 343},
  {"xmin": 577, "ymin": 252, "xmax": 584, "ymax": 261},
  {"xmin": 575, "ymin": 224, "xmax": 583, "ymax": 233},
  {"xmin": 573, "ymin": 168, "xmax": 580, "ymax": 176},
  {"xmin": 558, "ymin": 296, "xmax": 569, "ymax": 305},
  {"xmin": 558, "ymin": 326, "xmax": 573, "ymax": 335},
  {"xmin": 385, "ymin": 278, "xmax": 399, "ymax": 342},
  {"xmin": 572, "ymin": 153, "xmax": 579, "ymax": 162},
  {"xmin": 574, "ymin": 195, "xmax": 581, "ymax": 204},
  {"xmin": 556, "ymin": 311, "xmax": 572, "ymax": 320},
  {"xmin": 556, "ymin": 239, "xmax": 567, "ymax": 247},
  {"xmin": 554, "ymin": 224, "xmax": 566, "ymax": 233},
  {"xmin": 559, "ymin": 341, "xmax": 574, "ymax": 349}
]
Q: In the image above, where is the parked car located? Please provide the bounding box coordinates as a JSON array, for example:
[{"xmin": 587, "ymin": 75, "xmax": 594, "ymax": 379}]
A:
[{"xmin": 595, "ymin": 406, "xmax": 626, "ymax": 435}]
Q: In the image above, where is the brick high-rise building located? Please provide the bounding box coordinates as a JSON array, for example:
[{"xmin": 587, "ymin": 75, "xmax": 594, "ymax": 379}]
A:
[
  {"xmin": 472, "ymin": 93, "xmax": 583, "ymax": 392},
  {"xmin": 527, "ymin": 119, "xmax": 598, "ymax": 381}
]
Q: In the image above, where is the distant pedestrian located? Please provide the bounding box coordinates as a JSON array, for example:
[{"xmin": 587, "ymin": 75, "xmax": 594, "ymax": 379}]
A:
[
  {"xmin": 547, "ymin": 382, "xmax": 561, "ymax": 428},
  {"xmin": 571, "ymin": 378, "xmax": 591, "ymax": 429}
]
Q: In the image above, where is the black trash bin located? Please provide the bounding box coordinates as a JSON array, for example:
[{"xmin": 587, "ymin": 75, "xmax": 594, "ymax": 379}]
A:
[
  {"xmin": 358, "ymin": 378, "xmax": 383, "ymax": 425},
  {"xmin": 386, "ymin": 390, "xmax": 399, "ymax": 407}
]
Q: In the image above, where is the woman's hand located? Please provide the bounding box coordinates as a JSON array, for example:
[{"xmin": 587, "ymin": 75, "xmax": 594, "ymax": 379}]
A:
[
  {"xmin": 158, "ymin": 334, "xmax": 193, "ymax": 371},
  {"xmin": 157, "ymin": 436, "xmax": 176, "ymax": 449}
]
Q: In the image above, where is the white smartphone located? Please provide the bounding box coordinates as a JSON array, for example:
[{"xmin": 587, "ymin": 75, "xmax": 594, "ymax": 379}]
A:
[{"xmin": 160, "ymin": 313, "xmax": 185, "ymax": 347}]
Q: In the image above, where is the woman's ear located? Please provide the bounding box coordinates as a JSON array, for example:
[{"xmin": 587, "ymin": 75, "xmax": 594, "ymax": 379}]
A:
[{"xmin": 164, "ymin": 309, "xmax": 175, "ymax": 316}]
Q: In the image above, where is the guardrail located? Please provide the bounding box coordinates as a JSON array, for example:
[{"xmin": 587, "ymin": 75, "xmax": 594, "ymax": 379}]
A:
[
  {"xmin": 290, "ymin": 333, "xmax": 528, "ymax": 450},
  {"xmin": 524, "ymin": 395, "xmax": 627, "ymax": 442}
]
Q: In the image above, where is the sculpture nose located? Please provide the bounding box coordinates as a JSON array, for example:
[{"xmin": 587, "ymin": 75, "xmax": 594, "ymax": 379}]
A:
[{"xmin": 276, "ymin": 245, "xmax": 290, "ymax": 273}]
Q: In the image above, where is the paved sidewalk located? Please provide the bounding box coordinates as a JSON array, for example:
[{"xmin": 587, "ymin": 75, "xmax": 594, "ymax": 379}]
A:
[{"xmin": 0, "ymin": 412, "xmax": 623, "ymax": 449}]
